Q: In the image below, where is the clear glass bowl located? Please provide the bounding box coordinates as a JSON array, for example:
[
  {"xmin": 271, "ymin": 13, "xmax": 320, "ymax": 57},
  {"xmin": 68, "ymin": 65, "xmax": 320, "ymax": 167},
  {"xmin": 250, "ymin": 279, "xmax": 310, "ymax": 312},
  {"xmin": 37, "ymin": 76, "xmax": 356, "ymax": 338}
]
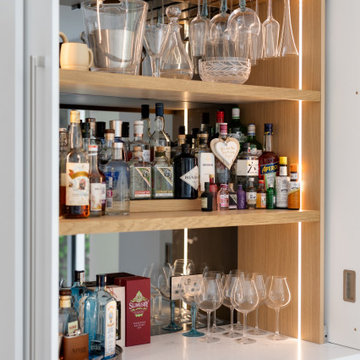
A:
[{"xmin": 199, "ymin": 58, "xmax": 251, "ymax": 84}]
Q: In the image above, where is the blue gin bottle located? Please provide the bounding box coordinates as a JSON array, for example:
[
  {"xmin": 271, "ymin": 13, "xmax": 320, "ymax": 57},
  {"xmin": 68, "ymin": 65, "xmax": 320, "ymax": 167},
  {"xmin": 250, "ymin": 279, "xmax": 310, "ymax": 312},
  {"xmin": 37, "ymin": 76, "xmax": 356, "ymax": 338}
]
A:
[
  {"xmin": 71, "ymin": 270, "xmax": 86, "ymax": 314},
  {"xmin": 84, "ymin": 274, "xmax": 117, "ymax": 359}
]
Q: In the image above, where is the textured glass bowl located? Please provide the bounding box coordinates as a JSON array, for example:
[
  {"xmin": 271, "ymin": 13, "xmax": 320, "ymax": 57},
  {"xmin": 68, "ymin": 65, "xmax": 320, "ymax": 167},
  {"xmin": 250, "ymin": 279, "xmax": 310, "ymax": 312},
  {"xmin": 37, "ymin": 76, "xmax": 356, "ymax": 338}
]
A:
[{"xmin": 199, "ymin": 58, "xmax": 251, "ymax": 84}]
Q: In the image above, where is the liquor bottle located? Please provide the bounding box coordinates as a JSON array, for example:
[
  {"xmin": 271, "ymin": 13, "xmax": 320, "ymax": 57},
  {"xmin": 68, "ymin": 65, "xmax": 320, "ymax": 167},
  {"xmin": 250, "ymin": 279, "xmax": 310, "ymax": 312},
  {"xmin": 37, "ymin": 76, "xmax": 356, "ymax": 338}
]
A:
[
  {"xmin": 89, "ymin": 145, "xmax": 106, "ymax": 216},
  {"xmin": 256, "ymin": 179, "xmax": 266, "ymax": 209},
  {"xmin": 59, "ymin": 128, "xmax": 68, "ymax": 216},
  {"xmin": 99, "ymin": 129, "xmax": 115, "ymax": 172},
  {"xmin": 276, "ymin": 156, "xmax": 289, "ymax": 208},
  {"xmin": 191, "ymin": 128, "xmax": 200, "ymax": 151},
  {"xmin": 209, "ymin": 175, "xmax": 218, "ymax": 210},
  {"xmin": 129, "ymin": 146, "xmax": 152, "ymax": 199},
  {"xmin": 228, "ymin": 183, "xmax": 238, "ymax": 210},
  {"xmin": 195, "ymin": 133, "xmax": 215, "ymax": 192},
  {"xmin": 215, "ymin": 123, "xmax": 231, "ymax": 185},
  {"xmin": 110, "ymin": 120, "xmax": 127, "ymax": 161},
  {"xmin": 84, "ymin": 274, "xmax": 117, "ymax": 359},
  {"xmin": 95, "ymin": 121, "xmax": 106, "ymax": 148},
  {"xmin": 71, "ymin": 270, "xmax": 87, "ymax": 315},
  {"xmin": 130, "ymin": 120, "xmax": 151, "ymax": 163},
  {"xmin": 237, "ymin": 184, "xmax": 246, "ymax": 209},
  {"xmin": 86, "ymin": 117, "xmax": 96, "ymax": 138},
  {"xmin": 200, "ymin": 112, "xmax": 211, "ymax": 136},
  {"xmin": 217, "ymin": 184, "xmax": 229, "ymax": 210},
  {"xmin": 228, "ymin": 107, "xmax": 247, "ymax": 146},
  {"xmin": 215, "ymin": 109, "xmax": 225, "ymax": 137},
  {"xmin": 266, "ymin": 186, "xmax": 276, "ymax": 209},
  {"xmin": 234, "ymin": 142, "xmax": 259, "ymax": 190},
  {"xmin": 122, "ymin": 121, "xmax": 130, "ymax": 160},
  {"xmin": 173, "ymin": 134, "xmax": 186, "ymax": 158},
  {"xmin": 59, "ymin": 288, "xmax": 79, "ymax": 337},
  {"xmin": 246, "ymin": 177, "xmax": 257, "ymax": 209},
  {"xmin": 104, "ymin": 142, "xmax": 130, "ymax": 216},
  {"xmin": 174, "ymin": 143, "xmax": 199, "ymax": 199},
  {"xmin": 141, "ymin": 104, "xmax": 152, "ymax": 142},
  {"xmin": 150, "ymin": 103, "xmax": 171, "ymax": 161},
  {"xmin": 288, "ymin": 163, "xmax": 300, "ymax": 210},
  {"xmin": 81, "ymin": 122, "xmax": 91, "ymax": 153},
  {"xmin": 245, "ymin": 123, "xmax": 262, "ymax": 157},
  {"xmin": 65, "ymin": 110, "xmax": 90, "ymax": 218},
  {"xmin": 259, "ymin": 123, "xmax": 279, "ymax": 189},
  {"xmin": 152, "ymin": 146, "xmax": 174, "ymax": 199},
  {"xmin": 201, "ymin": 182, "xmax": 213, "ymax": 211}
]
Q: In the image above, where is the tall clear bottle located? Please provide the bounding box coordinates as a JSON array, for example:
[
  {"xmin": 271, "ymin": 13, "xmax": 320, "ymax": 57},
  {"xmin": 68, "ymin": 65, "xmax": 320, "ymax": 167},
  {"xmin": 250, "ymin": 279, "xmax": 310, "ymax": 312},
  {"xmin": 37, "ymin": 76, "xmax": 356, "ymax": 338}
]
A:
[
  {"xmin": 84, "ymin": 275, "xmax": 117, "ymax": 359},
  {"xmin": 215, "ymin": 123, "xmax": 231, "ymax": 185},
  {"xmin": 59, "ymin": 128, "xmax": 68, "ymax": 216},
  {"xmin": 89, "ymin": 145, "xmax": 106, "ymax": 217},
  {"xmin": 160, "ymin": 6, "xmax": 193, "ymax": 80},
  {"xmin": 130, "ymin": 146, "xmax": 152, "ymax": 199},
  {"xmin": 152, "ymin": 146, "xmax": 174, "ymax": 198},
  {"xmin": 130, "ymin": 120, "xmax": 151, "ymax": 163},
  {"xmin": 141, "ymin": 104, "xmax": 152, "ymax": 147},
  {"xmin": 99, "ymin": 129, "xmax": 115, "ymax": 172},
  {"xmin": 104, "ymin": 142, "xmax": 130, "ymax": 216},
  {"xmin": 71, "ymin": 270, "xmax": 87, "ymax": 332},
  {"xmin": 110, "ymin": 120, "xmax": 127, "ymax": 161},
  {"xmin": 65, "ymin": 110, "xmax": 90, "ymax": 219},
  {"xmin": 195, "ymin": 133, "xmax": 215, "ymax": 192},
  {"xmin": 150, "ymin": 103, "xmax": 171, "ymax": 161},
  {"xmin": 59, "ymin": 288, "xmax": 79, "ymax": 337}
]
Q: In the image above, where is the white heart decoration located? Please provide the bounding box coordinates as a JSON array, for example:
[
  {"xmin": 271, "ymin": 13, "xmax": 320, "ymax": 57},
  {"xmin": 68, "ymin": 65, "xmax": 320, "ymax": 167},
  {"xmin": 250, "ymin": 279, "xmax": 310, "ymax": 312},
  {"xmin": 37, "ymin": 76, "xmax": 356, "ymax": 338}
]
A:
[{"xmin": 210, "ymin": 137, "xmax": 240, "ymax": 170}]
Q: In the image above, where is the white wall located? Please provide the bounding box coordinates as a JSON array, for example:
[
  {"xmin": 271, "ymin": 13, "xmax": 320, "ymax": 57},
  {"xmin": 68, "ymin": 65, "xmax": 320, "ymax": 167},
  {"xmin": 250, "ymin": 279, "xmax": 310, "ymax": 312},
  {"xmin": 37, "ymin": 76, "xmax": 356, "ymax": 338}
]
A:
[{"xmin": 325, "ymin": 0, "xmax": 360, "ymax": 349}]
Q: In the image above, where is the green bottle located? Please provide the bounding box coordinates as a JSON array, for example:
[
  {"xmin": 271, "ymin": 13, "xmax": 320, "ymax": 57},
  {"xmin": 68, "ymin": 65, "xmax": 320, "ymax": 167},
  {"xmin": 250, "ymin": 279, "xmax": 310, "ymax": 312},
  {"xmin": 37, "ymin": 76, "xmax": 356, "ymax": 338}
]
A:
[{"xmin": 266, "ymin": 186, "xmax": 276, "ymax": 209}]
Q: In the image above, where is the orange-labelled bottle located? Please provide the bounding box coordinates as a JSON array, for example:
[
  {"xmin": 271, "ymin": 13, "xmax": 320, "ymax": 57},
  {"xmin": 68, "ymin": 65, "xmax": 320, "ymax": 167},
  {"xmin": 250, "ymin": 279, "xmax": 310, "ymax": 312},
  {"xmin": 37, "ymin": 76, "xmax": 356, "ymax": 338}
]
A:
[{"xmin": 288, "ymin": 164, "xmax": 300, "ymax": 210}]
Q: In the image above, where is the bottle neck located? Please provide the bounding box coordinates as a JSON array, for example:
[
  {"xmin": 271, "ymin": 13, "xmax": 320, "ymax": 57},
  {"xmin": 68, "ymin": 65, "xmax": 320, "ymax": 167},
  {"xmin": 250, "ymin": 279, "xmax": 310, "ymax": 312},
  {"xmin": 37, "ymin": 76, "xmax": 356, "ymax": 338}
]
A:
[
  {"xmin": 263, "ymin": 134, "xmax": 273, "ymax": 152},
  {"xmin": 154, "ymin": 115, "xmax": 165, "ymax": 132},
  {"xmin": 112, "ymin": 147, "xmax": 124, "ymax": 160},
  {"xmin": 69, "ymin": 122, "xmax": 83, "ymax": 150},
  {"xmin": 133, "ymin": 152, "xmax": 144, "ymax": 161},
  {"xmin": 89, "ymin": 151, "xmax": 99, "ymax": 171}
]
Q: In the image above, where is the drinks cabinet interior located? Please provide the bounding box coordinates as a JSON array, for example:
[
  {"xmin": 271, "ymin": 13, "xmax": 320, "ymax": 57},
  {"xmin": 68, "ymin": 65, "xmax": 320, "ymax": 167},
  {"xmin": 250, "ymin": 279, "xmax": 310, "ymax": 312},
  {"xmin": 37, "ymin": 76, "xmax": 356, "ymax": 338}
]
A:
[{"xmin": 59, "ymin": 0, "xmax": 324, "ymax": 346}]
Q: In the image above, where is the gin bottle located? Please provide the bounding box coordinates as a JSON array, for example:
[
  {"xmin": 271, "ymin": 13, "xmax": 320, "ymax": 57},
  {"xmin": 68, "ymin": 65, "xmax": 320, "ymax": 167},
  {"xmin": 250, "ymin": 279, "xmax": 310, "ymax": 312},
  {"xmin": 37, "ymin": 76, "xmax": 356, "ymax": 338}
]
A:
[
  {"xmin": 152, "ymin": 146, "xmax": 174, "ymax": 199},
  {"xmin": 104, "ymin": 142, "xmax": 130, "ymax": 216},
  {"xmin": 59, "ymin": 288, "xmax": 79, "ymax": 337},
  {"xmin": 84, "ymin": 275, "xmax": 117, "ymax": 359},
  {"xmin": 71, "ymin": 270, "xmax": 87, "ymax": 332},
  {"xmin": 228, "ymin": 107, "xmax": 247, "ymax": 146},
  {"xmin": 150, "ymin": 103, "xmax": 171, "ymax": 161},
  {"xmin": 65, "ymin": 110, "xmax": 90, "ymax": 218},
  {"xmin": 130, "ymin": 146, "xmax": 152, "ymax": 199},
  {"xmin": 130, "ymin": 121, "xmax": 151, "ymax": 163}
]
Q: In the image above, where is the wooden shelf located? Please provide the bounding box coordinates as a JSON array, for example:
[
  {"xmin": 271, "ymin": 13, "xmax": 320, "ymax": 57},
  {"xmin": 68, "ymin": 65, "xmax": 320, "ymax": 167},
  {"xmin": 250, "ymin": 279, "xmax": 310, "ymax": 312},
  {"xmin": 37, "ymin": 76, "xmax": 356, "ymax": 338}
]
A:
[
  {"xmin": 60, "ymin": 70, "xmax": 321, "ymax": 110},
  {"xmin": 59, "ymin": 209, "xmax": 320, "ymax": 235}
]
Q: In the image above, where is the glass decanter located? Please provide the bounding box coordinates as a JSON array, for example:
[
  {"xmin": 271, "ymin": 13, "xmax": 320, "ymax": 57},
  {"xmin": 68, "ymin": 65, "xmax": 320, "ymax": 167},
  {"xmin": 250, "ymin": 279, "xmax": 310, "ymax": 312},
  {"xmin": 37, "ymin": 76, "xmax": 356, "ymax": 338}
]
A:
[
  {"xmin": 190, "ymin": 0, "xmax": 210, "ymax": 78},
  {"xmin": 160, "ymin": 6, "xmax": 193, "ymax": 80}
]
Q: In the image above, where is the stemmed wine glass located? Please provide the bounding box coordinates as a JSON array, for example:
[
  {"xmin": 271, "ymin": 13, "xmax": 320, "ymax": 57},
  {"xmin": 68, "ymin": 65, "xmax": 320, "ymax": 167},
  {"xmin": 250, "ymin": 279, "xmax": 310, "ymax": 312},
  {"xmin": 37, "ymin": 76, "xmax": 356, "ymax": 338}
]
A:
[
  {"xmin": 266, "ymin": 276, "xmax": 291, "ymax": 340},
  {"xmin": 229, "ymin": 269, "xmax": 244, "ymax": 330},
  {"xmin": 247, "ymin": 273, "xmax": 267, "ymax": 335},
  {"xmin": 222, "ymin": 274, "xmax": 242, "ymax": 338},
  {"xmin": 231, "ymin": 274, "xmax": 259, "ymax": 344},
  {"xmin": 180, "ymin": 275, "xmax": 205, "ymax": 337},
  {"xmin": 262, "ymin": 0, "xmax": 280, "ymax": 58},
  {"xmin": 278, "ymin": 0, "xmax": 298, "ymax": 56},
  {"xmin": 158, "ymin": 265, "xmax": 182, "ymax": 332},
  {"xmin": 195, "ymin": 274, "xmax": 223, "ymax": 343}
]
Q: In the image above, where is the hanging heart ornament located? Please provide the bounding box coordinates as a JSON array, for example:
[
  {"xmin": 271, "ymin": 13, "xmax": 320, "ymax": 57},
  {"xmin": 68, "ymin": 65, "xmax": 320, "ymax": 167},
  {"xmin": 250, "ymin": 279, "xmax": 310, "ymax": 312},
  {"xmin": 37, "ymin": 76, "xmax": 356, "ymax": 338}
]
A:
[{"xmin": 210, "ymin": 137, "xmax": 240, "ymax": 170}]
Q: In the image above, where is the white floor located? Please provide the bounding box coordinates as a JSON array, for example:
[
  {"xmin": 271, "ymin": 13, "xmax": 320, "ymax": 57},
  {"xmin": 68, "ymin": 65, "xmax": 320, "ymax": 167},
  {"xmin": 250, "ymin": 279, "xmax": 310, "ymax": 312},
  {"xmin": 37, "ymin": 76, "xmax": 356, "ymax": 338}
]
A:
[{"xmin": 122, "ymin": 329, "xmax": 360, "ymax": 360}]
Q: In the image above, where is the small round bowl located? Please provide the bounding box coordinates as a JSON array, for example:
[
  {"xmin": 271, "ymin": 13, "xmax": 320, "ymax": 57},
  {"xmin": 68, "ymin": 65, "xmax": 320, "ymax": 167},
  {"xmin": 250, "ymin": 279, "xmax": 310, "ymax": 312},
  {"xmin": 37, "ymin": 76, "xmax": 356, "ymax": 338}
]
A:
[{"xmin": 199, "ymin": 57, "xmax": 251, "ymax": 84}]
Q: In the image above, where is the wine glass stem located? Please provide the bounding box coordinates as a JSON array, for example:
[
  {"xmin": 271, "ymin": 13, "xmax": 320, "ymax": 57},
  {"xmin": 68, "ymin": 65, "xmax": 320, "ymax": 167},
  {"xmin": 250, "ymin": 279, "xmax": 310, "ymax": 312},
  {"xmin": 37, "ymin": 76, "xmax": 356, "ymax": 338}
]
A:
[
  {"xmin": 170, "ymin": 300, "xmax": 176, "ymax": 323},
  {"xmin": 268, "ymin": 0, "xmax": 272, "ymax": 18},
  {"xmin": 207, "ymin": 311, "xmax": 211, "ymax": 339},
  {"xmin": 275, "ymin": 308, "xmax": 280, "ymax": 336},
  {"xmin": 255, "ymin": 307, "xmax": 259, "ymax": 330},
  {"xmin": 191, "ymin": 303, "xmax": 197, "ymax": 331},
  {"xmin": 213, "ymin": 309, "xmax": 217, "ymax": 329},
  {"xmin": 151, "ymin": 57, "xmax": 161, "ymax": 77},
  {"xmin": 230, "ymin": 307, "xmax": 234, "ymax": 332},
  {"xmin": 243, "ymin": 313, "xmax": 247, "ymax": 337}
]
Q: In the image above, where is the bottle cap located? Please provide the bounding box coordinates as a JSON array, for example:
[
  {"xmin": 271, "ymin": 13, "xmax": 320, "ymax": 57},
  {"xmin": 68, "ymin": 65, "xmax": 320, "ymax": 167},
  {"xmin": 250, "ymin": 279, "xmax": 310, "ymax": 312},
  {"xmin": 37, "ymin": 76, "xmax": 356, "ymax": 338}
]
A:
[
  {"xmin": 155, "ymin": 103, "xmax": 164, "ymax": 116},
  {"xmin": 70, "ymin": 110, "xmax": 80, "ymax": 123},
  {"xmin": 141, "ymin": 104, "xmax": 150, "ymax": 119},
  {"xmin": 216, "ymin": 110, "xmax": 225, "ymax": 122},
  {"xmin": 264, "ymin": 123, "xmax": 273, "ymax": 135},
  {"xmin": 220, "ymin": 122, "xmax": 228, "ymax": 135},
  {"xmin": 74, "ymin": 270, "xmax": 85, "ymax": 282},
  {"xmin": 110, "ymin": 120, "xmax": 123, "ymax": 137},
  {"xmin": 178, "ymin": 134, "xmax": 186, "ymax": 140},
  {"xmin": 202, "ymin": 112, "xmax": 210, "ymax": 124},
  {"xmin": 248, "ymin": 123, "xmax": 256, "ymax": 135},
  {"xmin": 122, "ymin": 122, "xmax": 130, "ymax": 138},
  {"xmin": 88, "ymin": 144, "xmax": 98, "ymax": 152},
  {"xmin": 178, "ymin": 125, "xmax": 186, "ymax": 135},
  {"xmin": 105, "ymin": 129, "xmax": 115, "ymax": 134},
  {"xmin": 59, "ymin": 288, "xmax": 71, "ymax": 296},
  {"xmin": 259, "ymin": 180, "xmax": 264, "ymax": 184},
  {"xmin": 290, "ymin": 164, "xmax": 298, "ymax": 173},
  {"xmin": 232, "ymin": 107, "xmax": 240, "ymax": 119},
  {"xmin": 209, "ymin": 175, "xmax": 215, "ymax": 184},
  {"xmin": 279, "ymin": 156, "xmax": 288, "ymax": 165},
  {"xmin": 96, "ymin": 274, "xmax": 107, "ymax": 287},
  {"xmin": 96, "ymin": 122, "xmax": 106, "ymax": 138}
]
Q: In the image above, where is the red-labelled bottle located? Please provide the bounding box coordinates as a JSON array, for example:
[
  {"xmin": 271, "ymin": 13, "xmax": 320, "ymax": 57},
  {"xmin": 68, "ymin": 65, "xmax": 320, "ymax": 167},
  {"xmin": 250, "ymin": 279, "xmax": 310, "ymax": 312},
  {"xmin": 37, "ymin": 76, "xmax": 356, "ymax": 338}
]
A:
[{"xmin": 209, "ymin": 175, "xmax": 218, "ymax": 211}]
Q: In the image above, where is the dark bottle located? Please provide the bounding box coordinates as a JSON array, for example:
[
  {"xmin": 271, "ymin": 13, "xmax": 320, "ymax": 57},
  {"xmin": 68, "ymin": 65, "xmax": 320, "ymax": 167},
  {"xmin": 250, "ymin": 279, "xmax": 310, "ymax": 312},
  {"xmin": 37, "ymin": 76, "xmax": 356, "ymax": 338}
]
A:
[
  {"xmin": 237, "ymin": 184, "xmax": 246, "ymax": 209},
  {"xmin": 200, "ymin": 112, "xmax": 211, "ymax": 135},
  {"xmin": 174, "ymin": 144, "xmax": 199, "ymax": 199},
  {"xmin": 209, "ymin": 175, "xmax": 218, "ymax": 210},
  {"xmin": 201, "ymin": 182, "xmax": 213, "ymax": 211},
  {"xmin": 228, "ymin": 183, "xmax": 237, "ymax": 210},
  {"xmin": 86, "ymin": 117, "xmax": 96, "ymax": 138},
  {"xmin": 266, "ymin": 186, "xmax": 276, "ymax": 209},
  {"xmin": 95, "ymin": 121, "xmax": 106, "ymax": 148}
]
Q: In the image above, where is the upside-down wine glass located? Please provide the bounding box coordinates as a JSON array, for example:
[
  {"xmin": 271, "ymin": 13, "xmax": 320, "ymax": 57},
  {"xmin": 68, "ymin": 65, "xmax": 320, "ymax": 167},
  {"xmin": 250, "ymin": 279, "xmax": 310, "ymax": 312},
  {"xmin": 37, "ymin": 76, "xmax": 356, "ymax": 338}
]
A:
[
  {"xmin": 262, "ymin": 0, "xmax": 280, "ymax": 58},
  {"xmin": 180, "ymin": 275, "xmax": 205, "ymax": 337},
  {"xmin": 247, "ymin": 273, "xmax": 267, "ymax": 335},
  {"xmin": 195, "ymin": 274, "xmax": 223, "ymax": 343},
  {"xmin": 222, "ymin": 274, "xmax": 242, "ymax": 338},
  {"xmin": 231, "ymin": 274, "xmax": 259, "ymax": 344},
  {"xmin": 266, "ymin": 276, "xmax": 291, "ymax": 340},
  {"xmin": 278, "ymin": 0, "xmax": 298, "ymax": 56}
]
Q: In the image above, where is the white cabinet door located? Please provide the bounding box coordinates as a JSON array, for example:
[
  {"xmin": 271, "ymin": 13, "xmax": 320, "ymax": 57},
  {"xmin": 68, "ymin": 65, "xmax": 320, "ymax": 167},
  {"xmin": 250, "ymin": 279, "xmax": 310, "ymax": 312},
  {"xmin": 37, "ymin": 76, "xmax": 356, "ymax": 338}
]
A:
[{"xmin": 326, "ymin": 0, "xmax": 360, "ymax": 349}]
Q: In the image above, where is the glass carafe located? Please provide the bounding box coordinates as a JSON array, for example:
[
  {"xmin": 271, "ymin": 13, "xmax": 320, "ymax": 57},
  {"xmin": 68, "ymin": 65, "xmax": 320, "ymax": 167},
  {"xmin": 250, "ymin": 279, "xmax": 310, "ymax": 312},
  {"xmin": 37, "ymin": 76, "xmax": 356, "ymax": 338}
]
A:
[{"xmin": 160, "ymin": 6, "xmax": 193, "ymax": 80}]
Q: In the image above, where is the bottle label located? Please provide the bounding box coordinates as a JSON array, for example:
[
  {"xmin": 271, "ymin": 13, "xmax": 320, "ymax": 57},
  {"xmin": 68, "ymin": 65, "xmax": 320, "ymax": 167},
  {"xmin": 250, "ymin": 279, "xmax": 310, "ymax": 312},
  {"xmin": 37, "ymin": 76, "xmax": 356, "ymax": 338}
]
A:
[
  {"xmin": 153, "ymin": 166, "xmax": 173, "ymax": 198},
  {"xmin": 236, "ymin": 159, "xmax": 259, "ymax": 177},
  {"xmin": 199, "ymin": 153, "xmax": 215, "ymax": 192},
  {"xmin": 65, "ymin": 163, "xmax": 89, "ymax": 206},
  {"xmin": 156, "ymin": 167, "xmax": 173, "ymax": 186},
  {"xmin": 201, "ymin": 197, "xmax": 208, "ymax": 209},
  {"xmin": 59, "ymin": 297, "xmax": 71, "ymax": 308},
  {"xmin": 279, "ymin": 166, "xmax": 288, "ymax": 177},
  {"xmin": 276, "ymin": 177, "xmax": 289, "ymax": 208},
  {"xmin": 229, "ymin": 193, "xmax": 238, "ymax": 209},
  {"xmin": 78, "ymin": 295, "xmax": 87, "ymax": 332},
  {"xmin": 142, "ymin": 149, "xmax": 150, "ymax": 163},
  {"xmin": 104, "ymin": 300, "xmax": 117, "ymax": 357},
  {"xmin": 67, "ymin": 320, "xmax": 79, "ymax": 336},
  {"xmin": 105, "ymin": 173, "xmax": 115, "ymax": 208},
  {"xmin": 260, "ymin": 162, "xmax": 278, "ymax": 175},
  {"xmin": 290, "ymin": 173, "xmax": 298, "ymax": 181},
  {"xmin": 288, "ymin": 182, "xmax": 300, "ymax": 209},
  {"xmin": 180, "ymin": 166, "xmax": 199, "ymax": 190},
  {"xmin": 132, "ymin": 167, "xmax": 151, "ymax": 198},
  {"xmin": 164, "ymin": 146, "xmax": 171, "ymax": 162},
  {"xmin": 60, "ymin": 173, "xmax": 67, "ymax": 187},
  {"xmin": 256, "ymin": 193, "xmax": 266, "ymax": 208},
  {"xmin": 219, "ymin": 194, "xmax": 229, "ymax": 208},
  {"xmin": 246, "ymin": 191, "xmax": 257, "ymax": 205},
  {"xmin": 134, "ymin": 123, "xmax": 143, "ymax": 136},
  {"xmin": 90, "ymin": 183, "xmax": 106, "ymax": 211}
]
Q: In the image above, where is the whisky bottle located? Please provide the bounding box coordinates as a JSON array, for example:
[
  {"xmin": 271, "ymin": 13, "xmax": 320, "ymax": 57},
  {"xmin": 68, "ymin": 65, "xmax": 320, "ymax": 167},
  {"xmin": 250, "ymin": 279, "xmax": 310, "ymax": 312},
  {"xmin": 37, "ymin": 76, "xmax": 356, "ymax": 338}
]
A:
[
  {"xmin": 65, "ymin": 110, "xmax": 90, "ymax": 219},
  {"xmin": 152, "ymin": 146, "xmax": 174, "ymax": 199},
  {"xmin": 195, "ymin": 133, "xmax": 215, "ymax": 192}
]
